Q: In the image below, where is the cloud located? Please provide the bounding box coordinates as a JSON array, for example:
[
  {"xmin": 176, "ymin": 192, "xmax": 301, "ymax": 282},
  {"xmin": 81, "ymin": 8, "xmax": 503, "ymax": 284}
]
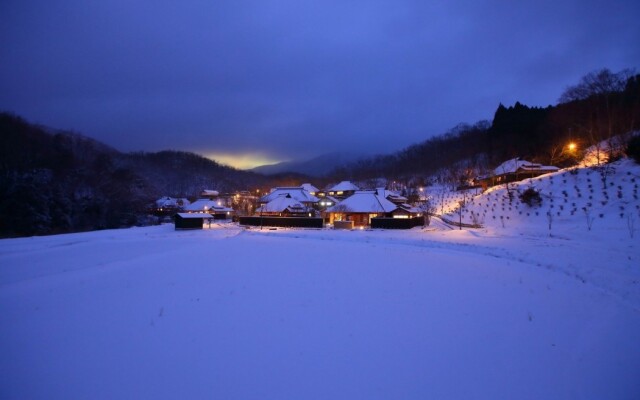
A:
[{"xmin": 1, "ymin": 0, "xmax": 639, "ymax": 164}]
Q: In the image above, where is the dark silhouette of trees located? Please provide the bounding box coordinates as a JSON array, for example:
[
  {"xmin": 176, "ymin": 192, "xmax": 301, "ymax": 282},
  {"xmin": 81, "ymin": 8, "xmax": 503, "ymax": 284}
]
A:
[
  {"xmin": 0, "ymin": 113, "xmax": 272, "ymax": 237},
  {"xmin": 555, "ymin": 68, "xmax": 639, "ymax": 161},
  {"xmin": 330, "ymin": 69, "xmax": 639, "ymax": 184}
]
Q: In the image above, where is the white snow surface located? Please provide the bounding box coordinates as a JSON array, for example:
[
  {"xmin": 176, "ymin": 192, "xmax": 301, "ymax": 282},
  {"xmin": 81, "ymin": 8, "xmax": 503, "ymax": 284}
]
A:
[{"xmin": 1, "ymin": 161, "xmax": 640, "ymax": 399}]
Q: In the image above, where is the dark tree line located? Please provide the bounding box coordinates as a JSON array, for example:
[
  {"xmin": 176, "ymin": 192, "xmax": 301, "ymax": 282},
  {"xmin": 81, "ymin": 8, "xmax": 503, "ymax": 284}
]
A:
[
  {"xmin": 0, "ymin": 113, "xmax": 271, "ymax": 237},
  {"xmin": 330, "ymin": 68, "xmax": 640, "ymax": 183},
  {"xmin": 2, "ymin": 68, "xmax": 638, "ymax": 237}
]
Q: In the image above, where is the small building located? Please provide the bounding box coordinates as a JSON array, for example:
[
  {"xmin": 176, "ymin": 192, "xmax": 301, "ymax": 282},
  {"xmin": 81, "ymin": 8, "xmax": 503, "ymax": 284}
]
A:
[
  {"xmin": 153, "ymin": 196, "xmax": 190, "ymax": 215},
  {"xmin": 476, "ymin": 158, "xmax": 559, "ymax": 190},
  {"xmin": 326, "ymin": 190, "xmax": 397, "ymax": 227},
  {"xmin": 259, "ymin": 187, "xmax": 319, "ymax": 207},
  {"xmin": 184, "ymin": 199, "xmax": 233, "ymax": 219},
  {"xmin": 301, "ymin": 183, "xmax": 320, "ymax": 196},
  {"xmin": 174, "ymin": 213, "xmax": 212, "ymax": 230},
  {"xmin": 256, "ymin": 195, "xmax": 312, "ymax": 217},
  {"xmin": 391, "ymin": 203, "xmax": 423, "ymax": 219},
  {"xmin": 375, "ymin": 188, "xmax": 409, "ymax": 205},
  {"xmin": 327, "ymin": 181, "xmax": 360, "ymax": 199}
]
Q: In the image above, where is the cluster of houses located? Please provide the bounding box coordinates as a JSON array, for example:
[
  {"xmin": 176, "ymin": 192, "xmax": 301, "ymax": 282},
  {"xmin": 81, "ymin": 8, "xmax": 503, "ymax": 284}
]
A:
[
  {"xmin": 168, "ymin": 157, "xmax": 560, "ymax": 230},
  {"xmin": 253, "ymin": 181, "xmax": 424, "ymax": 227},
  {"xmin": 169, "ymin": 181, "xmax": 425, "ymax": 230}
]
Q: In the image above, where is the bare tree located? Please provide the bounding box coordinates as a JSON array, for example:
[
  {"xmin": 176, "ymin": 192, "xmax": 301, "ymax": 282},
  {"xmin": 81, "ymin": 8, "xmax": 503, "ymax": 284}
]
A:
[
  {"xmin": 559, "ymin": 68, "xmax": 636, "ymax": 156},
  {"xmin": 628, "ymin": 214, "xmax": 636, "ymax": 239},
  {"xmin": 559, "ymin": 68, "xmax": 633, "ymax": 104},
  {"xmin": 584, "ymin": 208, "xmax": 595, "ymax": 231}
]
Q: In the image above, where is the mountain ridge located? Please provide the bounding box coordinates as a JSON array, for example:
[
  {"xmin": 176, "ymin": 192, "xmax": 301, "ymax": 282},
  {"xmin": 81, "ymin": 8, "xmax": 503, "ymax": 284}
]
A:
[{"xmin": 251, "ymin": 152, "xmax": 362, "ymax": 177}]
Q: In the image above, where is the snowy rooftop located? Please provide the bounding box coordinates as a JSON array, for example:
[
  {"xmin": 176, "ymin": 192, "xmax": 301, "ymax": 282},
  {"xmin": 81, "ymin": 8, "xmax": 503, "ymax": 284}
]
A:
[
  {"xmin": 326, "ymin": 191, "xmax": 397, "ymax": 213},
  {"xmin": 256, "ymin": 195, "xmax": 307, "ymax": 213},
  {"xmin": 328, "ymin": 181, "xmax": 360, "ymax": 192},
  {"xmin": 175, "ymin": 212, "xmax": 212, "ymax": 219},
  {"xmin": 493, "ymin": 158, "xmax": 558, "ymax": 176},
  {"xmin": 396, "ymin": 203, "xmax": 421, "ymax": 213},
  {"xmin": 376, "ymin": 188, "xmax": 408, "ymax": 202},
  {"xmin": 301, "ymin": 183, "xmax": 319, "ymax": 193},
  {"xmin": 155, "ymin": 197, "xmax": 190, "ymax": 207},
  {"xmin": 260, "ymin": 187, "xmax": 319, "ymax": 204},
  {"xmin": 183, "ymin": 199, "xmax": 225, "ymax": 212}
]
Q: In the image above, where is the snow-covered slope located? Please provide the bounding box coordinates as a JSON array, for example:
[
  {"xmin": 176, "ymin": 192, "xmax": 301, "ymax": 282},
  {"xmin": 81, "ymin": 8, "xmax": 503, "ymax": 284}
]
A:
[
  {"xmin": 1, "ymin": 215, "xmax": 639, "ymax": 399},
  {"xmin": 440, "ymin": 158, "xmax": 640, "ymax": 239}
]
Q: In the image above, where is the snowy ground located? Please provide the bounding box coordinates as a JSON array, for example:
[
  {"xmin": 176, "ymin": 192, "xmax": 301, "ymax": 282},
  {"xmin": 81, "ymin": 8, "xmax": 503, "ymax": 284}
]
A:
[{"xmin": 1, "ymin": 219, "xmax": 639, "ymax": 399}]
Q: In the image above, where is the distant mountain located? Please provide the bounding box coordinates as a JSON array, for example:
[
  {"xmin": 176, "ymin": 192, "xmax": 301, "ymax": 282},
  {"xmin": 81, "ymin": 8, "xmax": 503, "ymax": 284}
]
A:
[{"xmin": 251, "ymin": 152, "xmax": 361, "ymax": 177}]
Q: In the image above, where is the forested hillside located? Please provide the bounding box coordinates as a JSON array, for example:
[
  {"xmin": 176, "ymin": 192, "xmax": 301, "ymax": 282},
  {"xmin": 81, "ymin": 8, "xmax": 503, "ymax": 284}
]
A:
[
  {"xmin": 330, "ymin": 69, "xmax": 640, "ymax": 183},
  {"xmin": 0, "ymin": 114, "xmax": 268, "ymax": 237},
  {"xmin": 2, "ymin": 68, "xmax": 638, "ymax": 237}
]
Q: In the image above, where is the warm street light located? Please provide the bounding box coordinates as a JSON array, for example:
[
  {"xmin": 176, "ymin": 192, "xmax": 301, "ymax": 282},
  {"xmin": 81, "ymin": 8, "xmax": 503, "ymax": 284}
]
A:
[{"xmin": 568, "ymin": 142, "xmax": 577, "ymax": 152}]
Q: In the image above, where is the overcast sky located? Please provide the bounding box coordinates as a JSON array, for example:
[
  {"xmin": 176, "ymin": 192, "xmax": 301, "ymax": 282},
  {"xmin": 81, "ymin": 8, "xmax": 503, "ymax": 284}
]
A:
[{"xmin": 1, "ymin": 0, "xmax": 639, "ymax": 168}]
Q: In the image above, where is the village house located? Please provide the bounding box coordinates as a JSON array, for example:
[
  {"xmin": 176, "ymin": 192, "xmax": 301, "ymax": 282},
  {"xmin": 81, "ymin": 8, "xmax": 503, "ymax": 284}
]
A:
[
  {"xmin": 391, "ymin": 203, "xmax": 423, "ymax": 219},
  {"xmin": 174, "ymin": 212, "xmax": 212, "ymax": 230},
  {"xmin": 300, "ymin": 183, "xmax": 319, "ymax": 196},
  {"xmin": 153, "ymin": 196, "xmax": 190, "ymax": 215},
  {"xmin": 259, "ymin": 186, "xmax": 319, "ymax": 208},
  {"xmin": 317, "ymin": 195, "xmax": 339, "ymax": 210},
  {"xmin": 326, "ymin": 190, "xmax": 397, "ymax": 227},
  {"xmin": 475, "ymin": 158, "xmax": 559, "ymax": 190},
  {"xmin": 255, "ymin": 195, "xmax": 313, "ymax": 217},
  {"xmin": 375, "ymin": 188, "xmax": 409, "ymax": 205},
  {"xmin": 326, "ymin": 181, "xmax": 360, "ymax": 199},
  {"xmin": 184, "ymin": 199, "xmax": 234, "ymax": 219}
]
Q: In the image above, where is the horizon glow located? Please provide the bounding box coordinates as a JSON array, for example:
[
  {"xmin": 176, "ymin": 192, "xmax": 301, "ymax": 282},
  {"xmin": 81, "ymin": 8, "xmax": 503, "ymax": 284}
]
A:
[{"xmin": 206, "ymin": 152, "xmax": 287, "ymax": 170}]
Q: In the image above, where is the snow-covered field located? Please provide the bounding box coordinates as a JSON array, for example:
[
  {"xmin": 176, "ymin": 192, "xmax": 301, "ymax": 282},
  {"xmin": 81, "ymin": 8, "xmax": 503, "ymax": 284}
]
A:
[{"xmin": 1, "ymin": 215, "xmax": 639, "ymax": 399}]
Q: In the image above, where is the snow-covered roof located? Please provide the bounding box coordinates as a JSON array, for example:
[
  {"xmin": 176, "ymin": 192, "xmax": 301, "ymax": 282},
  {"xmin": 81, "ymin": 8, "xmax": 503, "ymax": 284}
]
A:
[
  {"xmin": 326, "ymin": 191, "xmax": 397, "ymax": 213},
  {"xmin": 301, "ymin": 183, "xmax": 319, "ymax": 193},
  {"xmin": 395, "ymin": 203, "xmax": 421, "ymax": 213},
  {"xmin": 156, "ymin": 197, "xmax": 190, "ymax": 208},
  {"xmin": 260, "ymin": 187, "xmax": 319, "ymax": 204},
  {"xmin": 184, "ymin": 199, "xmax": 218, "ymax": 212},
  {"xmin": 318, "ymin": 196, "xmax": 339, "ymax": 207},
  {"xmin": 256, "ymin": 195, "xmax": 308, "ymax": 213},
  {"xmin": 201, "ymin": 190, "xmax": 219, "ymax": 197},
  {"xmin": 376, "ymin": 188, "xmax": 408, "ymax": 203},
  {"xmin": 493, "ymin": 158, "xmax": 558, "ymax": 176},
  {"xmin": 176, "ymin": 213, "xmax": 212, "ymax": 219},
  {"xmin": 328, "ymin": 181, "xmax": 360, "ymax": 192},
  {"xmin": 493, "ymin": 158, "xmax": 535, "ymax": 175}
]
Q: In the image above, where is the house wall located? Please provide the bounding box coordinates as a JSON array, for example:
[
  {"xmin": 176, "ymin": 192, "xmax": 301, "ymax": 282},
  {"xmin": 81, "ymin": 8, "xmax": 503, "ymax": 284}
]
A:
[
  {"xmin": 174, "ymin": 217, "xmax": 204, "ymax": 230},
  {"xmin": 238, "ymin": 216, "xmax": 324, "ymax": 228},
  {"xmin": 371, "ymin": 217, "xmax": 424, "ymax": 229},
  {"xmin": 328, "ymin": 212, "xmax": 385, "ymax": 226}
]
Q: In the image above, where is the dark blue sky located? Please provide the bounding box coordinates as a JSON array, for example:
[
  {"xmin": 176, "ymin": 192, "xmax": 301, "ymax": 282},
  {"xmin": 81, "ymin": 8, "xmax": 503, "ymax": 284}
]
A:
[{"xmin": 1, "ymin": 1, "xmax": 639, "ymax": 168}]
